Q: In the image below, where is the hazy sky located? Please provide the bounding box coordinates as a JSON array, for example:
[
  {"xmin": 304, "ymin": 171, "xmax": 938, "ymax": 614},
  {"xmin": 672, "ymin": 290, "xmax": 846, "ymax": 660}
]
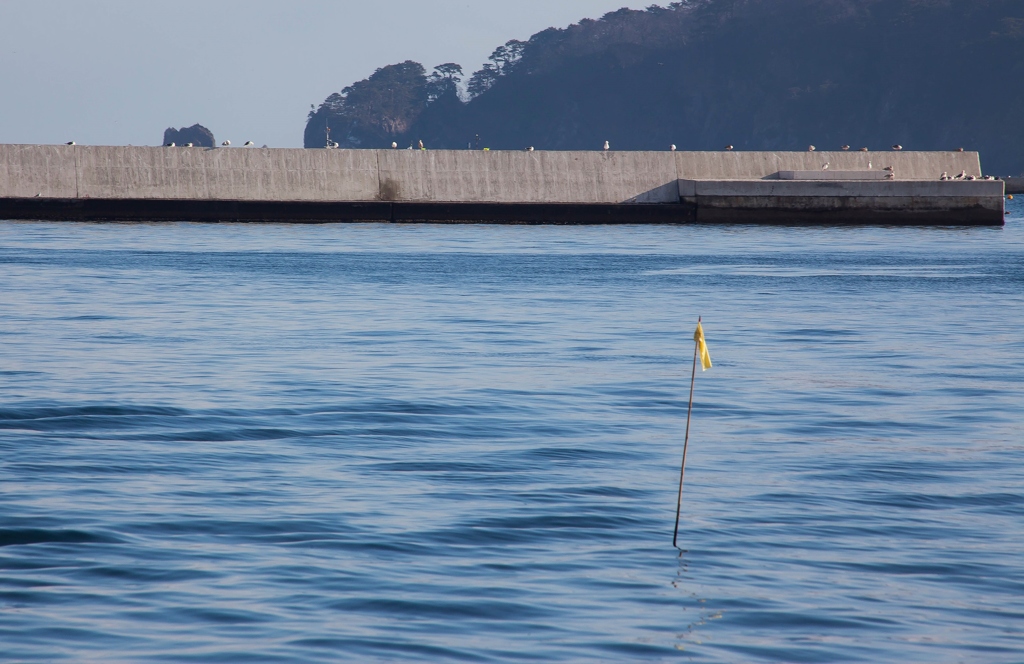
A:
[{"xmin": 0, "ymin": 1, "xmax": 651, "ymax": 148}]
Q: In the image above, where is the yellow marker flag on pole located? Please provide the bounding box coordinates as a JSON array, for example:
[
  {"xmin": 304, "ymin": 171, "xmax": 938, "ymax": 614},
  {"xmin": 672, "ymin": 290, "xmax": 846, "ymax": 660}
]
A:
[{"xmin": 694, "ymin": 321, "xmax": 712, "ymax": 371}]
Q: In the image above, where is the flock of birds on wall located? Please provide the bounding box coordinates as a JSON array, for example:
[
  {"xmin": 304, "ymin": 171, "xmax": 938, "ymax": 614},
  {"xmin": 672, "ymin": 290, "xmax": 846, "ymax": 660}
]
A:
[
  {"xmin": 161, "ymin": 140, "xmax": 258, "ymax": 148},
  {"xmin": 59, "ymin": 139, "xmax": 998, "ymax": 180},
  {"xmin": 64, "ymin": 138, "xmax": 966, "ymax": 157}
]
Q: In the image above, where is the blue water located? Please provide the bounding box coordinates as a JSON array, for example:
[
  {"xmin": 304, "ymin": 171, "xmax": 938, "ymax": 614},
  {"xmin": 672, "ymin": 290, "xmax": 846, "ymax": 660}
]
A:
[{"xmin": 1, "ymin": 206, "xmax": 1022, "ymax": 662}]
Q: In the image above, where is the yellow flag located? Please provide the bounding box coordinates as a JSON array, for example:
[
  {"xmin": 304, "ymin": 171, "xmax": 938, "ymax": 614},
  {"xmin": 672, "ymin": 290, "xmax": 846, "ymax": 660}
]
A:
[{"xmin": 694, "ymin": 321, "xmax": 712, "ymax": 371}]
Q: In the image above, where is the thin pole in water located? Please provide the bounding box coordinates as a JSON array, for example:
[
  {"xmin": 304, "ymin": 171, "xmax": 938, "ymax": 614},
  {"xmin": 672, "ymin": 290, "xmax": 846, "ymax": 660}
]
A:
[{"xmin": 673, "ymin": 317, "xmax": 701, "ymax": 549}]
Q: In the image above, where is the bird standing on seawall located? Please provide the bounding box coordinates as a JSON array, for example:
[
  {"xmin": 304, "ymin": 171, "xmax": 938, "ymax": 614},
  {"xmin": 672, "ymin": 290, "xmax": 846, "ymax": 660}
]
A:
[
  {"xmin": 841, "ymin": 145, "xmax": 850, "ymax": 151},
  {"xmin": 221, "ymin": 140, "xmax": 231, "ymax": 146},
  {"xmin": 808, "ymin": 145, "xmax": 816, "ymax": 152},
  {"xmin": 670, "ymin": 144, "xmax": 677, "ymax": 151},
  {"xmin": 860, "ymin": 147, "xmax": 869, "ymax": 152},
  {"xmin": 66, "ymin": 141, "xmax": 75, "ymax": 146},
  {"xmin": 419, "ymin": 140, "xmax": 425, "ymax": 150},
  {"xmin": 892, "ymin": 144, "xmax": 903, "ymax": 151},
  {"xmin": 725, "ymin": 145, "xmax": 734, "ymax": 151},
  {"xmin": 244, "ymin": 141, "xmax": 254, "ymax": 147},
  {"xmin": 165, "ymin": 142, "xmax": 176, "ymax": 147},
  {"xmin": 392, "ymin": 142, "xmax": 398, "ymax": 149},
  {"xmin": 603, "ymin": 141, "xmax": 610, "ymax": 151},
  {"xmin": 940, "ymin": 171, "xmax": 949, "ymax": 181}
]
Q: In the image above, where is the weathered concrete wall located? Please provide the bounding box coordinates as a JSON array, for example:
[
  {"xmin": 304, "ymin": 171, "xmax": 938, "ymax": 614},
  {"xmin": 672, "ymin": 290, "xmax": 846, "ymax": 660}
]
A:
[
  {"xmin": 0, "ymin": 144, "xmax": 78, "ymax": 198},
  {"xmin": 675, "ymin": 151, "xmax": 982, "ymax": 181},
  {"xmin": 75, "ymin": 146, "xmax": 379, "ymax": 201},
  {"xmin": 0, "ymin": 144, "xmax": 1003, "ymax": 224},
  {"xmin": 0, "ymin": 144, "xmax": 988, "ymax": 202},
  {"xmin": 377, "ymin": 150, "xmax": 678, "ymax": 203}
]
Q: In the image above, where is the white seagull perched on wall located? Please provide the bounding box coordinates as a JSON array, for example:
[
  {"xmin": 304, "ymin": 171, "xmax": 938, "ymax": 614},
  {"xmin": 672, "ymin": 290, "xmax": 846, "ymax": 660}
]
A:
[
  {"xmin": 185, "ymin": 143, "xmax": 193, "ymax": 147},
  {"xmin": 222, "ymin": 140, "xmax": 231, "ymax": 146},
  {"xmin": 841, "ymin": 145, "xmax": 850, "ymax": 151},
  {"xmin": 165, "ymin": 142, "xmax": 175, "ymax": 147},
  {"xmin": 725, "ymin": 145, "xmax": 734, "ymax": 151},
  {"xmin": 808, "ymin": 145, "xmax": 816, "ymax": 152},
  {"xmin": 670, "ymin": 144, "xmax": 677, "ymax": 151},
  {"xmin": 892, "ymin": 144, "xmax": 903, "ymax": 151},
  {"xmin": 244, "ymin": 141, "xmax": 254, "ymax": 147},
  {"xmin": 392, "ymin": 142, "xmax": 398, "ymax": 149},
  {"xmin": 603, "ymin": 141, "xmax": 610, "ymax": 151},
  {"xmin": 66, "ymin": 141, "xmax": 75, "ymax": 145}
]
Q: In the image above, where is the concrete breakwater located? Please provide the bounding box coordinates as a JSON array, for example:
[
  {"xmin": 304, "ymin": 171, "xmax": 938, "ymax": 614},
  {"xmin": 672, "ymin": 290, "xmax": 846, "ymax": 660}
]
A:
[{"xmin": 0, "ymin": 144, "xmax": 1004, "ymax": 224}]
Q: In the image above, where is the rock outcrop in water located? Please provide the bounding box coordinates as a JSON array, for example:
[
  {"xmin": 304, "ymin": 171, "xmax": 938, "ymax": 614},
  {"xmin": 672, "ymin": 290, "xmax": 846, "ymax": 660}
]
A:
[
  {"xmin": 304, "ymin": 0, "xmax": 1024, "ymax": 174},
  {"xmin": 163, "ymin": 124, "xmax": 215, "ymax": 148}
]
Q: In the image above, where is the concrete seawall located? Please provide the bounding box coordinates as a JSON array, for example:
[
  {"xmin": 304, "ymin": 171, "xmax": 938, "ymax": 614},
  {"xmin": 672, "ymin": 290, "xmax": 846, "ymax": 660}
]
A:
[{"xmin": 0, "ymin": 144, "xmax": 1004, "ymax": 225}]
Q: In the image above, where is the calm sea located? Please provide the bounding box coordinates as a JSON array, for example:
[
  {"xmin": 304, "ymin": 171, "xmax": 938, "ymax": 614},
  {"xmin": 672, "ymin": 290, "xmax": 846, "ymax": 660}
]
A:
[{"xmin": 1, "ymin": 205, "xmax": 1022, "ymax": 662}]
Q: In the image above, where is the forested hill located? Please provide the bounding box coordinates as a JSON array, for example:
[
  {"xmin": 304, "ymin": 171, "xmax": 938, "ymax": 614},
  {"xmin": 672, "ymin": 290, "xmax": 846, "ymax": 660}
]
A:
[{"xmin": 304, "ymin": 0, "xmax": 1024, "ymax": 174}]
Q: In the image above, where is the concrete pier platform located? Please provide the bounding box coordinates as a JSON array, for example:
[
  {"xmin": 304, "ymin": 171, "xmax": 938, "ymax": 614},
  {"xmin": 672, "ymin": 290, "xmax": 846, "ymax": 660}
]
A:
[
  {"xmin": 1005, "ymin": 177, "xmax": 1024, "ymax": 195},
  {"xmin": 0, "ymin": 145, "xmax": 1005, "ymax": 225}
]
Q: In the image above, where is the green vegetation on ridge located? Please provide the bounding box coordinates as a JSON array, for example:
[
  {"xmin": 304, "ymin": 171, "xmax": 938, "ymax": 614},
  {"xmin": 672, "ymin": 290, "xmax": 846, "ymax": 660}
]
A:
[{"xmin": 305, "ymin": 0, "xmax": 1024, "ymax": 174}]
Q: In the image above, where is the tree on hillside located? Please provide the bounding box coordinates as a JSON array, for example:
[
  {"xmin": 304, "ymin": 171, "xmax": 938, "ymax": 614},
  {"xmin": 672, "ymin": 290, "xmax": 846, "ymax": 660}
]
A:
[
  {"xmin": 304, "ymin": 61, "xmax": 429, "ymax": 148},
  {"xmin": 467, "ymin": 40, "xmax": 527, "ymax": 98},
  {"xmin": 427, "ymin": 63, "xmax": 464, "ymax": 102}
]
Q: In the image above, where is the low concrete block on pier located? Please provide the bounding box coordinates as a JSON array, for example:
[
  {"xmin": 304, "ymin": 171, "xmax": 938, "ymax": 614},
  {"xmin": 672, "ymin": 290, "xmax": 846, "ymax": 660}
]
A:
[{"xmin": 679, "ymin": 179, "xmax": 1004, "ymax": 224}]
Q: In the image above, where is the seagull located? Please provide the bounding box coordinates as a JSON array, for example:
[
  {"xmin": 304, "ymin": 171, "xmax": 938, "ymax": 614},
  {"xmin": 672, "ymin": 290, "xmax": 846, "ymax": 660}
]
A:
[
  {"xmin": 603, "ymin": 141, "xmax": 610, "ymax": 151},
  {"xmin": 222, "ymin": 140, "xmax": 231, "ymax": 146},
  {"xmin": 419, "ymin": 140, "xmax": 425, "ymax": 150},
  {"xmin": 165, "ymin": 142, "xmax": 176, "ymax": 147},
  {"xmin": 392, "ymin": 142, "xmax": 398, "ymax": 149},
  {"xmin": 66, "ymin": 141, "xmax": 76, "ymax": 146},
  {"xmin": 526, "ymin": 146, "xmax": 535, "ymax": 152},
  {"xmin": 670, "ymin": 144, "xmax": 677, "ymax": 151},
  {"xmin": 725, "ymin": 145, "xmax": 734, "ymax": 151},
  {"xmin": 892, "ymin": 144, "xmax": 903, "ymax": 151},
  {"xmin": 868, "ymin": 161, "xmax": 873, "ymax": 169},
  {"xmin": 957, "ymin": 147, "xmax": 964, "ymax": 152},
  {"xmin": 822, "ymin": 162, "xmax": 830, "ymax": 170},
  {"xmin": 883, "ymin": 165, "xmax": 894, "ymax": 171},
  {"xmin": 841, "ymin": 145, "xmax": 850, "ymax": 151},
  {"xmin": 984, "ymin": 175, "xmax": 995, "ymax": 180},
  {"xmin": 185, "ymin": 142, "xmax": 193, "ymax": 147},
  {"xmin": 244, "ymin": 141, "xmax": 254, "ymax": 147},
  {"xmin": 860, "ymin": 147, "xmax": 869, "ymax": 152},
  {"xmin": 808, "ymin": 145, "xmax": 816, "ymax": 152},
  {"xmin": 333, "ymin": 141, "xmax": 340, "ymax": 149},
  {"xmin": 954, "ymin": 170, "xmax": 966, "ymax": 180},
  {"xmin": 967, "ymin": 175, "xmax": 977, "ymax": 181},
  {"xmin": 940, "ymin": 172, "xmax": 949, "ymax": 181}
]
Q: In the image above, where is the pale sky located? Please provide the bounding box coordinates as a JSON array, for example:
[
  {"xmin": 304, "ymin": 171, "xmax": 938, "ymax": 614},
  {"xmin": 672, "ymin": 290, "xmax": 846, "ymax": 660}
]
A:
[{"xmin": 0, "ymin": 1, "xmax": 651, "ymax": 148}]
